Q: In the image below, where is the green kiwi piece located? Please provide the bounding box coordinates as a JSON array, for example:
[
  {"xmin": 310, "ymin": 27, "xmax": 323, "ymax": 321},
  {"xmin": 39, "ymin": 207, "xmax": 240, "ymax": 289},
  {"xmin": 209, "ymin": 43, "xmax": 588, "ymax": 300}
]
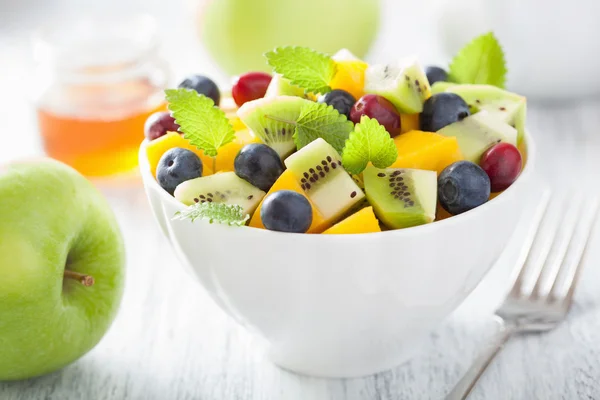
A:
[
  {"xmin": 431, "ymin": 81, "xmax": 457, "ymax": 94},
  {"xmin": 174, "ymin": 172, "xmax": 265, "ymax": 216},
  {"xmin": 438, "ymin": 111, "xmax": 518, "ymax": 162},
  {"xmin": 284, "ymin": 138, "xmax": 364, "ymax": 223},
  {"xmin": 264, "ymin": 74, "xmax": 307, "ymax": 98},
  {"xmin": 363, "ymin": 166, "xmax": 437, "ymax": 229},
  {"xmin": 351, "ymin": 173, "xmax": 365, "ymax": 190},
  {"xmin": 443, "ymin": 84, "xmax": 526, "ymax": 143},
  {"xmin": 364, "ymin": 58, "xmax": 432, "ymax": 113},
  {"xmin": 237, "ymin": 95, "xmax": 313, "ymax": 158}
]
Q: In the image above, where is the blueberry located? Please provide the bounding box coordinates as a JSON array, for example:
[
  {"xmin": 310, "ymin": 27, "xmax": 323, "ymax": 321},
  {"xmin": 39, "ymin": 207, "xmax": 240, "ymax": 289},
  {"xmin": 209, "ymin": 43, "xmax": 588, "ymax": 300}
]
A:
[
  {"xmin": 438, "ymin": 161, "xmax": 491, "ymax": 215},
  {"xmin": 420, "ymin": 93, "xmax": 470, "ymax": 132},
  {"xmin": 425, "ymin": 66, "xmax": 448, "ymax": 85},
  {"xmin": 178, "ymin": 75, "xmax": 221, "ymax": 105},
  {"xmin": 318, "ymin": 89, "xmax": 356, "ymax": 118},
  {"xmin": 260, "ymin": 190, "xmax": 313, "ymax": 233},
  {"xmin": 234, "ymin": 143, "xmax": 284, "ymax": 191},
  {"xmin": 157, "ymin": 148, "xmax": 203, "ymax": 195}
]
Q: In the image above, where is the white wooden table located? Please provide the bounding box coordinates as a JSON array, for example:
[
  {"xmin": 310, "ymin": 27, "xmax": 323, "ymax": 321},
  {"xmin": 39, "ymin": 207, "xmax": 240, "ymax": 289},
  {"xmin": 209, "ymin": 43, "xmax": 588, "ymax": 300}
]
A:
[{"xmin": 3, "ymin": 2, "xmax": 600, "ymax": 399}]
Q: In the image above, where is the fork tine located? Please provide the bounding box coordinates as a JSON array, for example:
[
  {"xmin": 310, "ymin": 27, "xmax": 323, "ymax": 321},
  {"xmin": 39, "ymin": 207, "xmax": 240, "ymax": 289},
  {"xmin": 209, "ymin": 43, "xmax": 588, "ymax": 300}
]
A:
[
  {"xmin": 549, "ymin": 196, "xmax": 599, "ymax": 306},
  {"xmin": 508, "ymin": 190, "xmax": 552, "ymax": 298},
  {"xmin": 530, "ymin": 194, "xmax": 585, "ymax": 299}
]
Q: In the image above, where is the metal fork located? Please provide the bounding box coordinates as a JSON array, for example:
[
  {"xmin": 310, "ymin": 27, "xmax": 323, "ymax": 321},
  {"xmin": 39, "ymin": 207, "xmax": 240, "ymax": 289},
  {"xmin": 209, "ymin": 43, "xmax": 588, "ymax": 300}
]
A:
[{"xmin": 446, "ymin": 191, "xmax": 599, "ymax": 400}]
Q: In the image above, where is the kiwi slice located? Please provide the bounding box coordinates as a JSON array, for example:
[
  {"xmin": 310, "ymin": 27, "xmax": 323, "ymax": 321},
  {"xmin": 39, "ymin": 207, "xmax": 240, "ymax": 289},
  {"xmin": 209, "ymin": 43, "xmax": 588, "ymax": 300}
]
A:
[
  {"xmin": 438, "ymin": 111, "xmax": 518, "ymax": 162},
  {"xmin": 174, "ymin": 172, "xmax": 266, "ymax": 216},
  {"xmin": 363, "ymin": 166, "xmax": 437, "ymax": 229},
  {"xmin": 364, "ymin": 57, "xmax": 432, "ymax": 113},
  {"xmin": 284, "ymin": 138, "xmax": 364, "ymax": 223},
  {"xmin": 443, "ymin": 84, "xmax": 526, "ymax": 143},
  {"xmin": 264, "ymin": 74, "xmax": 307, "ymax": 98},
  {"xmin": 431, "ymin": 81, "xmax": 457, "ymax": 95},
  {"xmin": 237, "ymin": 95, "xmax": 312, "ymax": 159}
]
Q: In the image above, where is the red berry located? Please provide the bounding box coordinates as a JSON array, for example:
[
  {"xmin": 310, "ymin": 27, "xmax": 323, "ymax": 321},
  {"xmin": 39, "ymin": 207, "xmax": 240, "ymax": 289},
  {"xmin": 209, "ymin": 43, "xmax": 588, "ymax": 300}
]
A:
[
  {"xmin": 232, "ymin": 72, "xmax": 272, "ymax": 107},
  {"xmin": 144, "ymin": 112, "xmax": 179, "ymax": 140},
  {"xmin": 349, "ymin": 94, "xmax": 401, "ymax": 137},
  {"xmin": 480, "ymin": 143, "xmax": 523, "ymax": 192}
]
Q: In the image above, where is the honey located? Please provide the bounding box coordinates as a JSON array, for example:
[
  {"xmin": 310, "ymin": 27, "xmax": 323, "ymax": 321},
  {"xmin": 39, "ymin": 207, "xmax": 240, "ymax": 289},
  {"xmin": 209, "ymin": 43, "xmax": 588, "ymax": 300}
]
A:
[
  {"xmin": 38, "ymin": 98, "xmax": 165, "ymax": 177},
  {"xmin": 32, "ymin": 14, "xmax": 169, "ymax": 177}
]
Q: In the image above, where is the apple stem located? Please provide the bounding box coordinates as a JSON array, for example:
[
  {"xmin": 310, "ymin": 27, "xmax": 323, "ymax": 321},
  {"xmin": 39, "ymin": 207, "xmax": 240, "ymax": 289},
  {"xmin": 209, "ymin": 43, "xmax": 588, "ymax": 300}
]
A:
[{"xmin": 63, "ymin": 270, "xmax": 95, "ymax": 287}]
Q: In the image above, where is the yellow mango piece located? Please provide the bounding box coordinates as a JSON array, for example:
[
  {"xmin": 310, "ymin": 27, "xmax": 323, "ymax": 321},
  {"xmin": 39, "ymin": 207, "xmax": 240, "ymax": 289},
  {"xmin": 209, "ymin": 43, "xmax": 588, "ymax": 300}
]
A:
[
  {"xmin": 249, "ymin": 170, "xmax": 329, "ymax": 233},
  {"xmin": 221, "ymin": 97, "xmax": 246, "ymax": 131},
  {"xmin": 197, "ymin": 129, "xmax": 261, "ymax": 173},
  {"xmin": 391, "ymin": 130, "xmax": 464, "ymax": 174},
  {"xmin": 489, "ymin": 192, "xmax": 502, "ymax": 200},
  {"xmin": 323, "ymin": 206, "xmax": 381, "ymax": 234},
  {"xmin": 228, "ymin": 116, "xmax": 247, "ymax": 131},
  {"xmin": 400, "ymin": 113, "xmax": 420, "ymax": 133},
  {"xmin": 517, "ymin": 138, "xmax": 528, "ymax": 167},
  {"xmin": 146, "ymin": 132, "xmax": 213, "ymax": 177},
  {"xmin": 330, "ymin": 60, "xmax": 368, "ymax": 100},
  {"xmin": 436, "ymin": 202, "xmax": 452, "ymax": 221}
]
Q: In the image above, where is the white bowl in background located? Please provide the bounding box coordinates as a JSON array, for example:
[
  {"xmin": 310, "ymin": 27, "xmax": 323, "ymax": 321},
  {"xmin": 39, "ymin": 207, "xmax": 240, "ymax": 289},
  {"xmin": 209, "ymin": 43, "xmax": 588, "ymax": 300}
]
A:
[
  {"xmin": 434, "ymin": 0, "xmax": 600, "ymax": 100},
  {"xmin": 139, "ymin": 133, "xmax": 535, "ymax": 378}
]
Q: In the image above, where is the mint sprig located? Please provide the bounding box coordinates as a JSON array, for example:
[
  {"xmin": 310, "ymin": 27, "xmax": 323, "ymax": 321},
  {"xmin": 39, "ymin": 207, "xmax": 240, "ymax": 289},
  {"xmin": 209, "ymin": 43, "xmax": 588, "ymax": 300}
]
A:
[
  {"xmin": 166, "ymin": 88, "xmax": 235, "ymax": 158},
  {"xmin": 265, "ymin": 102, "xmax": 353, "ymax": 153},
  {"xmin": 265, "ymin": 47, "xmax": 337, "ymax": 94},
  {"xmin": 173, "ymin": 202, "xmax": 249, "ymax": 226},
  {"xmin": 341, "ymin": 116, "xmax": 398, "ymax": 175},
  {"xmin": 448, "ymin": 32, "xmax": 507, "ymax": 88},
  {"xmin": 294, "ymin": 103, "xmax": 353, "ymax": 153}
]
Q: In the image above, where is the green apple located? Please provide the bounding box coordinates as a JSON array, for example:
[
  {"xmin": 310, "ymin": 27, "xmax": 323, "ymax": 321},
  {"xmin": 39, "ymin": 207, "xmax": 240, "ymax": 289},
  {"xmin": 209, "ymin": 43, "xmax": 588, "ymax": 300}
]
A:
[
  {"xmin": 199, "ymin": 0, "xmax": 380, "ymax": 75},
  {"xmin": 0, "ymin": 159, "xmax": 125, "ymax": 380}
]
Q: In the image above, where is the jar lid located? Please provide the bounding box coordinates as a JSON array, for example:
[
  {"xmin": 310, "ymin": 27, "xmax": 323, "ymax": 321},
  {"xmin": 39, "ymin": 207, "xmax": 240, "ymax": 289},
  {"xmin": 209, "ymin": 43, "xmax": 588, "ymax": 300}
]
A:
[{"xmin": 32, "ymin": 13, "xmax": 158, "ymax": 72}]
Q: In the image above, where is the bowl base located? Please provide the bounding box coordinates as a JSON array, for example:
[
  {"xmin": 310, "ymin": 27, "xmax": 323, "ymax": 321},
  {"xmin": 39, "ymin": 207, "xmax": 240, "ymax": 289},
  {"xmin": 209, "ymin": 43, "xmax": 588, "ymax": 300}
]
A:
[{"xmin": 267, "ymin": 339, "xmax": 424, "ymax": 379}]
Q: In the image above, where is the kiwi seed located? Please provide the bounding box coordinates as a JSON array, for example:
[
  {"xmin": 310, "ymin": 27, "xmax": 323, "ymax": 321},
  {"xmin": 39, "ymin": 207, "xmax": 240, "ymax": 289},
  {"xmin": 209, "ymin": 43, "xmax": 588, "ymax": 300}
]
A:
[
  {"xmin": 378, "ymin": 170, "xmax": 417, "ymax": 208},
  {"xmin": 298, "ymin": 156, "xmax": 343, "ymax": 192}
]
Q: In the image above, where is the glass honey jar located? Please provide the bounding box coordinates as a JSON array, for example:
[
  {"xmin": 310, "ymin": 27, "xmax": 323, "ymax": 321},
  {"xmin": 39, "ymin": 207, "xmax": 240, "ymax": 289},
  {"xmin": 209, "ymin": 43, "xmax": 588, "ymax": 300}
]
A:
[{"xmin": 32, "ymin": 14, "xmax": 170, "ymax": 177}]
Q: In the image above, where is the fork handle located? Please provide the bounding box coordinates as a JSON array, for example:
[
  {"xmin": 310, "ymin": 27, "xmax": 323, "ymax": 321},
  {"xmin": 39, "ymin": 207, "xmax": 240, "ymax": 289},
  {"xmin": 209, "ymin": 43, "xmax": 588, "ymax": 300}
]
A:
[{"xmin": 445, "ymin": 318, "xmax": 517, "ymax": 400}]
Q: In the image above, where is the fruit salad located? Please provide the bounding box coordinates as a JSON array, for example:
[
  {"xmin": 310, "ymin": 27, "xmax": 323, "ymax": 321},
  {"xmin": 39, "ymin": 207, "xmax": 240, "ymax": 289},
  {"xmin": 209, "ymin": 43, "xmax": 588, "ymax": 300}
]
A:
[{"xmin": 143, "ymin": 32, "xmax": 527, "ymax": 234}]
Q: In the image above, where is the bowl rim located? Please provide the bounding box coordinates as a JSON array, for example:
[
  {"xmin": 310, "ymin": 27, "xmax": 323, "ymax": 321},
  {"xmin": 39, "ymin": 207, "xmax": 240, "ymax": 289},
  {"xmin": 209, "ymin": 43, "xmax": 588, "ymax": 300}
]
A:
[{"xmin": 139, "ymin": 130, "xmax": 536, "ymax": 239}]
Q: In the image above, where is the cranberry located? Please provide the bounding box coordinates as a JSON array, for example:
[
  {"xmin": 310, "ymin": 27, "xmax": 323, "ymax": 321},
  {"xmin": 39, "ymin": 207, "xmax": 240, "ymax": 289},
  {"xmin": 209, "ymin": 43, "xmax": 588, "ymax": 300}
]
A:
[
  {"xmin": 350, "ymin": 94, "xmax": 401, "ymax": 137},
  {"xmin": 480, "ymin": 142, "xmax": 523, "ymax": 192},
  {"xmin": 144, "ymin": 112, "xmax": 179, "ymax": 140},
  {"xmin": 232, "ymin": 72, "xmax": 272, "ymax": 107}
]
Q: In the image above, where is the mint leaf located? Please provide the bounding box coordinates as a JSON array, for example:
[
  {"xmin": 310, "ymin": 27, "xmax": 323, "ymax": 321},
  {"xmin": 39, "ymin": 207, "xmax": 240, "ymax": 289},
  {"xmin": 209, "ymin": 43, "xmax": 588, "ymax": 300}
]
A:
[
  {"xmin": 292, "ymin": 102, "xmax": 354, "ymax": 153},
  {"xmin": 173, "ymin": 202, "xmax": 249, "ymax": 226},
  {"xmin": 265, "ymin": 47, "xmax": 336, "ymax": 94},
  {"xmin": 448, "ymin": 32, "xmax": 507, "ymax": 89},
  {"xmin": 341, "ymin": 116, "xmax": 398, "ymax": 175},
  {"xmin": 166, "ymin": 88, "xmax": 235, "ymax": 157}
]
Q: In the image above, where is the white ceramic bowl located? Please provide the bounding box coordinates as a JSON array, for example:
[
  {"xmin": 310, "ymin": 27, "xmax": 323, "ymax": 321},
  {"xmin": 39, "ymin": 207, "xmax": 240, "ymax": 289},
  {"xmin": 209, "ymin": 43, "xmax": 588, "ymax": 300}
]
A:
[{"xmin": 139, "ymin": 134, "xmax": 535, "ymax": 378}]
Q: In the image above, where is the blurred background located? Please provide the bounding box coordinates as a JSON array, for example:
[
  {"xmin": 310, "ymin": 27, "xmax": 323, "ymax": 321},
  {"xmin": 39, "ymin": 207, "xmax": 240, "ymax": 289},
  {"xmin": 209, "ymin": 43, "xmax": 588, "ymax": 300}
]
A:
[
  {"xmin": 0, "ymin": 0, "xmax": 465, "ymax": 170},
  {"xmin": 2, "ymin": 0, "xmax": 598, "ymax": 173}
]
